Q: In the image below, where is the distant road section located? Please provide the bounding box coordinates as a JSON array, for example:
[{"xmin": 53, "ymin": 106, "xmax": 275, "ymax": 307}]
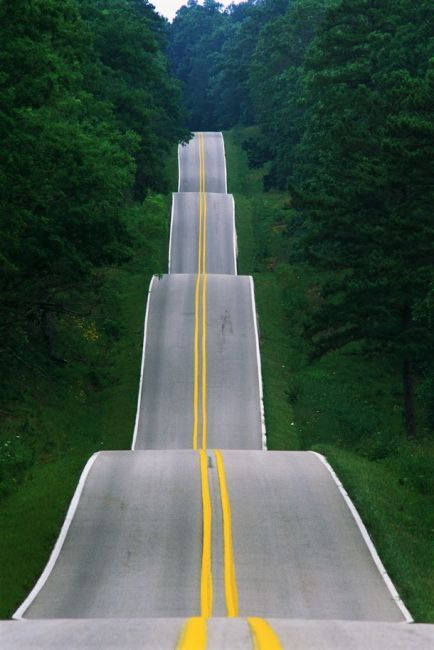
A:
[
  {"xmin": 178, "ymin": 132, "xmax": 227, "ymax": 193},
  {"xmin": 133, "ymin": 274, "xmax": 262, "ymax": 450},
  {"xmin": 169, "ymin": 192, "xmax": 236, "ymax": 275}
]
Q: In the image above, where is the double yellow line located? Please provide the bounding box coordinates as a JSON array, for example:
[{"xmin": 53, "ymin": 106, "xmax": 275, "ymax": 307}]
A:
[
  {"xmin": 192, "ymin": 136, "xmax": 240, "ymax": 625},
  {"xmin": 199, "ymin": 450, "xmax": 213, "ymax": 617},
  {"xmin": 179, "ymin": 134, "xmax": 282, "ymax": 649},
  {"xmin": 177, "ymin": 615, "xmax": 282, "ymax": 649},
  {"xmin": 198, "ymin": 450, "xmax": 238, "ymax": 619},
  {"xmin": 182, "ymin": 445, "xmax": 246, "ymax": 649},
  {"xmin": 192, "ymin": 133, "xmax": 208, "ymax": 451}
]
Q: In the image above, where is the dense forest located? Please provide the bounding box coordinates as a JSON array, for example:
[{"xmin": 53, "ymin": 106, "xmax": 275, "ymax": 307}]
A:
[
  {"xmin": 0, "ymin": 0, "xmax": 187, "ymax": 495},
  {"xmin": 169, "ymin": 0, "xmax": 434, "ymax": 440}
]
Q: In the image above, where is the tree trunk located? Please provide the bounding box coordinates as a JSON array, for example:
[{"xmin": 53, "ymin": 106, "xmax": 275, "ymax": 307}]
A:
[
  {"xmin": 402, "ymin": 304, "xmax": 416, "ymax": 439},
  {"xmin": 41, "ymin": 309, "xmax": 66, "ymax": 365}
]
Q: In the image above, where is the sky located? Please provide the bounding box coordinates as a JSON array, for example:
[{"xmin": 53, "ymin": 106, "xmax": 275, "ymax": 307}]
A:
[{"xmin": 151, "ymin": 0, "xmax": 240, "ymax": 21}]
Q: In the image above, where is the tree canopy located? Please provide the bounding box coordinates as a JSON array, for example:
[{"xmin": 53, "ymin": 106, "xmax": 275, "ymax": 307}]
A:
[
  {"xmin": 0, "ymin": 0, "xmax": 187, "ymax": 385},
  {"xmin": 169, "ymin": 0, "xmax": 434, "ymax": 437}
]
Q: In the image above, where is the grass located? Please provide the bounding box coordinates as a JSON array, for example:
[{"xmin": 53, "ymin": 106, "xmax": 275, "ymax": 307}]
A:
[
  {"xmin": 225, "ymin": 126, "xmax": 434, "ymax": 622},
  {"xmin": 225, "ymin": 128, "xmax": 299, "ymax": 449},
  {"xmin": 0, "ymin": 150, "xmax": 176, "ymax": 617}
]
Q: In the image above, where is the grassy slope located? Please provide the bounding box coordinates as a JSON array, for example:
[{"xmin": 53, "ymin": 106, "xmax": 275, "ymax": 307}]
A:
[
  {"xmin": 0, "ymin": 155, "xmax": 176, "ymax": 618},
  {"xmin": 228, "ymin": 133, "xmax": 298, "ymax": 450},
  {"xmin": 225, "ymin": 127, "xmax": 434, "ymax": 622}
]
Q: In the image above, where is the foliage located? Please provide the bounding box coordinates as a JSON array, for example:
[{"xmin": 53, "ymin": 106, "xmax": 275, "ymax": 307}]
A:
[
  {"xmin": 168, "ymin": 0, "xmax": 290, "ymax": 129},
  {"xmin": 0, "ymin": 0, "xmax": 186, "ymax": 405},
  {"xmin": 291, "ymin": 0, "xmax": 434, "ymax": 437},
  {"xmin": 248, "ymin": 0, "xmax": 336, "ymax": 187},
  {"xmin": 169, "ymin": 0, "xmax": 434, "ymax": 436},
  {"xmin": 79, "ymin": 0, "xmax": 188, "ymax": 198}
]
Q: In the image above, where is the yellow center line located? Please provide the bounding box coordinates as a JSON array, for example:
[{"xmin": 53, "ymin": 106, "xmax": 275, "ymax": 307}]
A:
[
  {"xmin": 248, "ymin": 618, "xmax": 283, "ymax": 650},
  {"xmin": 215, "ymin": 450, "xmax": 239, "ymax": 617},
  {"xmin": 201, "ymin": 273, "xmax": 208, "ymax": 449},
  {"xmin": 193, "ymin": 134, "xmax": 208, "ymax": 450},
  {"xmin": 200, "ymin": 132, "xmax": 207, "ymax": 275},
  {"xmin": 194, "ymin": 138, "xmax": 212, "ymax": 625},
  {"xmin": 199, "ymin": 449, "xmax": 213, "ymax": 617},
  {"xmin": 192, "ymin": 272, "xmax": 200, "ymax": 451},
  {"xmin": 176, "ymin": 617, "xmax": 207, "ymax": 650},
  {"xmin": 200, "ymin": 134, "xmax": 208, "ymax": 450}
]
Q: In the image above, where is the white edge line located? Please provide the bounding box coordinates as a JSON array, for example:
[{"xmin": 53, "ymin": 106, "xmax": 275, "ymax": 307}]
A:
[
  {"xmin": 249, "ymin": 276, "xmax": 267, "ymax": 450},
  {"xmin": 310, "ymin": 451, "xmax": 414, "ymax": 623},
  {"xmin": 220, "ymin": 132, "xmax": 228, "ymax": 194},
  {"xmin": 13, "ymin": 452, "xmax": 100, "ymax": 620},
  {"xmin": 131, "ymin": 275, "xmax": 156, "ymax": 450},
  {"xmin": 231, "ymin": 194, "xmax": 238, "ymax": 275},
  {"xmin": 168, "ymin": 193, "xmax": 175, "ymax": 274}
]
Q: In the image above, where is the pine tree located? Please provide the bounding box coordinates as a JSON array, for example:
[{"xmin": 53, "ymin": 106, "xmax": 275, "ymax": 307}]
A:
[{"xmin": 292, "ymin": 0, "xmax": 434, "ymax": 437}]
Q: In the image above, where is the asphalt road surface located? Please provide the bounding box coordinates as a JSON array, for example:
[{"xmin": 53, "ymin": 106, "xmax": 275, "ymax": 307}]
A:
[
  {"xmin": 178, "ymin": 132, "xmax": 227, "ymax": 193},
  {"xmin": 133, "ymin": 274, "xmax": 263, "ymax": 450},
  {"xmin": 169, "ymin": 192, "xmax": 236, "ymax": 275},
  {"xmin": 19, "ymin": 451, "xmax": 405, "ymax": 622},
  {"xmin": 2, "ymin": 619, "xmax": 434, "ymax": 650}
]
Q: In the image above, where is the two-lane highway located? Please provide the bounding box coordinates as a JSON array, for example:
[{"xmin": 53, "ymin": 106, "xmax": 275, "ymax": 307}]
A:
[
  {"xmin": 178, "ymin": 132, "xmax": 227, "ymax": 193},
  {"xmin": 169, "ymin": 192, "xmax": 236, "ymax": 274},
  {"xmin": 171, "ymin": 132, "xmax": 236, "ymax": 274},
  {"xmin": 16, "ymin": 451, "xmax": 405, "ymax": 622},
  {"xmin": 2, "ymin": 618, "xmax": 434, "ymax": 649},
  {"xmin": 134, "ymin": 131, "xmax": 262, "ymax": 449},
  {"xmin": 133, "ymin": 274, "xmax": 262, "ymax": 450}
]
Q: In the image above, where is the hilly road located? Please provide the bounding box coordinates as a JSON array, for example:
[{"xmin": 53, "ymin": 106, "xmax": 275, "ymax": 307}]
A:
[
  {"xmin": 2, "ymin": 132, "xmax": 433, "ymax": 649},
  {"xmin": 19, "ymin": 451, "xmax": 404, "ymax": 622},
  {"xmin": 132, "ymin": 274, "xmax": 263, "ymax": 450}
]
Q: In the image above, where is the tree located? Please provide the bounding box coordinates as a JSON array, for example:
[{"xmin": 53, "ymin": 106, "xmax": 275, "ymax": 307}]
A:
[
  {"xmin": 292, "ymin": 0, "xmax": 434, "ymax": 438},
  {"xmin": 248, "ymin": 0, "xmax": 334, "ymax": 188},
  {"xmin": 168, "ymin": 0, "xmax": 228, "ymax": 129},
  {"xmin": 168, "ymin": 0, "xmax": 290, "ymax": 129},
  {"xmin": 78, "ymin": 0, "xmax": 187, "ymax": 198},
  {"xmin": 0, "ymin": 0, "xmax": 186, "ymax": 382}
]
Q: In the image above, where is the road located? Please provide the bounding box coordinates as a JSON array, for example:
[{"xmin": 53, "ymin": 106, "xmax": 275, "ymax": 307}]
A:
[
  {"xmin": 5, "ymin": 131, "xmax": 432, "ymax": 648},
  {"xmin": 19, "ymin": 451, "xmax": 404, "ymax": 621},
  {"xmin": 169, "ymin": 192, "xmax": 236, "ymax": 275},
  {"xmin": 178, "ymin": 132, "xmax": 227, "ymax": 193},
  {"xmin": 2, "ymin": 619, "xmax": 434, "ymax": 649},
  {"xmin": 133, "ymin": 275, "xmax": 263, "ymax": 450}
]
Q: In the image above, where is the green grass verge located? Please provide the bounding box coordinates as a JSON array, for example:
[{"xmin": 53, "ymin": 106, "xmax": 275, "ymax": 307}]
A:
[
  {"xmin": 226, "ymin": 128, "xmax": 298, "ymax": 449},
  {"xmin": 225, "ymin": 126, "xmax": 434, "ymax": 621}
]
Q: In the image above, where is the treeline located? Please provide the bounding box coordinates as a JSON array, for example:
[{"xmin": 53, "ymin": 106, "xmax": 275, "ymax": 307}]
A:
[
  {"xmin": 0, "ymin": 0, "xmax": 187, "ymax": 390},
  {"xmin": 169, "ymin": 0, "xmax": 434, "ymax": 438}
]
